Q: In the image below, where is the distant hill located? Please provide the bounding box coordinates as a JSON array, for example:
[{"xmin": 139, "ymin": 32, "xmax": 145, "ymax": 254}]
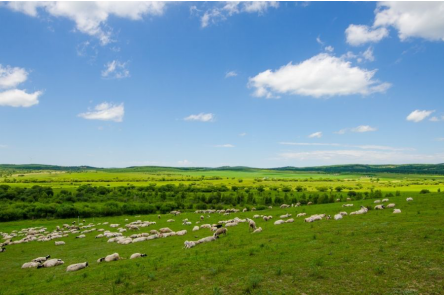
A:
[{"xmin": 0, "ymin": 163, "xmax": 443, "ymax": 175}]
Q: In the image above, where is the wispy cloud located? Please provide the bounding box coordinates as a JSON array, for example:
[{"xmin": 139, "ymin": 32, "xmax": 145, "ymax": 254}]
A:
[
  {"xmin": 177, "ymin": 159, "xmax": 191, "ymax": 166},
  {"xmin": 214, "ymin": 144, "xmax": 235, "ymax": 148},
  {"xmin": 184, "ymin": 113, "xmax": 215, "ymax": 122},
  {"xmin": 308, "ymin": 132, "xmax": 322, "ymax": 138},
  {"xmin": 406, "ymin": 110, "xmax": 435, "ymax": 122},
  {"xmin": 225, "ymin": 71, "xmax": 238, "ymax": 78},
  {"xmin": 78, "ymin": 102, "xmax": 124, "ymax": 122},
  {"xmin": 335, "ymin": 125, "xmax": 377, "ymax": 134},
  {"xmin": 279, "ymin": 142, "xmax": 414, "ymax": 151},
  {"xmin": 101, "ymin": 60, "xmax": 130, "ymax": 79},
  {"xmin": 239, "ymin": 132, "xmax": 247, "ymax": 137}
]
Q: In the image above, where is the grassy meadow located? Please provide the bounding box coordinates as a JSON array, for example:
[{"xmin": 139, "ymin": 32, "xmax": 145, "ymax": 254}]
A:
[{"xmin": 0, "ymin": 166, "xmax": 443, "ymax": 294}]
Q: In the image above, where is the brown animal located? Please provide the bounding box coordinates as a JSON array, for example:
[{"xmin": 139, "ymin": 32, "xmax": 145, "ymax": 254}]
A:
[{"xmin": 213, "ymin": 227, "xmax": 227, "ymax": 238}]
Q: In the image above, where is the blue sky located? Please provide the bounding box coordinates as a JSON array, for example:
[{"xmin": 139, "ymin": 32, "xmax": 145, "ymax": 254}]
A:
[{"xmin": 0, "ymin": 1, "xmax": 443, "ymax": 168}]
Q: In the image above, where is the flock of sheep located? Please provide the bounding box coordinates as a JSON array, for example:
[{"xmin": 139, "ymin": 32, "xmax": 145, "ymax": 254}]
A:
[{"xmin": 0, "ymin": 197, "xmax": 412, "ymax": 272}]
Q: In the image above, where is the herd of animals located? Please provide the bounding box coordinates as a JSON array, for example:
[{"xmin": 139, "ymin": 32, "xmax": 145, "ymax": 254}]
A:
[{"xmin": 0, "ymin": 197, "xmax": 411, "ymax": 273}]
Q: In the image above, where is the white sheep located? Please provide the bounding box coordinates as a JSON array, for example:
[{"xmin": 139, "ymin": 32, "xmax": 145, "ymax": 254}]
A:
[
  {"xmin": 32, "ymin": 255, "xmax": 50, "ymax": 263},
  {"xmin": 197, "ymin": 236, "xmax": 217, "ymax": 244},
  {"xmin": 334, "ymin": 214, "xmax": 343, "ymax": 220},
  {"xmin": 176, "ymin": 230, "xmax": 187, "ymax": 236},
  {"xmin": 130, "ymin": 253, "xmax": 147, "ymax": 259},
  {"xmin": 42, "ymin": 259, "xmax": 64, "ymax": 268},
  {"xmin": 252, "ymin": 227, "xmax": 262, "ymax": 233},
  {"xmin": 159, "ymin": 227, "xmax": 173, "ymax": 233},
  {"xmin": 274, "ymin": 220, "xmax": 285, "ymax": 225},
  {"xmin": 184, "ymin": 241, "xmax": 196, "ymax": 249},
  {"xmin": 406, "ymin": 197, "xmax": 413, "ymax": 201},
  {"xmin": 66, "ymin": 262, "xmax": 88, "ymax": 272},
  {"xmin": 75, "ymin": 234, "xmax": 85, "ymax": 239},
  {"xmin": 22, "ymin": 262, "xmax": 42, "ymax": 269},
  {"xmin": 192, "ymin": 226, "xmax": 200, "ymax": 231},
  {"xmin": 54, "ymin": 241, "xmax": 65, "ymax": 246},
  {"xmin": 374, "ymin": 200, "xmax": 381, "ymax": 203},
  {"xmin": 296, "ymin": 213, "xmax": 306, "ymax": 217},
  {"xmin": 167, "ymin": 219, "xmax": 175, "ymax": 223},
  {"xmin": 393, "ymin": 209, "xmax": 402, "ymax": 214},
  {"xmin": 386, "ymin": 203, "xmax": 396, "ymax": 208},
  {"xmin": 382, "ymin": 198, "xmax": 389, "ymax": 202},
  {"xmin": 285, "ymin": 218, "xmax": 294, "ymax": 223},
  {"xmin": 374, "ymin": 205, "xmax": 385, "ymax": 210}
]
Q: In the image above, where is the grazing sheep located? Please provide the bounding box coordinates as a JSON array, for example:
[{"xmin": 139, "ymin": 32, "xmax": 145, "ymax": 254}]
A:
[
  {"xmin": 54, "ymin": 241, "xmax": 65, "ymax": 246},
  {"xmin": 66, "ymin": 262, "xmax": 88, "ymax": 272},
  {"xmin": 22, "ymin": 262, "xmax": 42, "ymax": 269},
  {"xmin": 280, "ymin": 204, "xmax": 290, "ymax": 208},
  {"xmin": 130, "ymin": 253, "xmax": 147, "ymax": 259},
  {"xmin": 280, "ymin": 214, "xmax": 292, "ymax": 219},
  {"xmin": 213, "ymin": 227, "xmax": 227, "ymax": 238},
  {"xmin": 406, "ymin": 197, "xmax": 413, "ymax": 202},
  {"xmin": 252, "ymin": 227, "xmax": 262, "ymax": 233},
  {"xmin": 159, "ymin": 227, "xmax": 173, "ymax": 233},
  {"xmin": 339, "ymin": 211, "xmax": 348, "ymax": 216},
  {"xmin": 374, "ymin": 200, "xmax": 381, "ymax": 204},
  {"xmin": 346, "ymin": 198, "xmax": 351, "ymax": 201},
  {"xmin": 183, "ymin": 221, "xmax": 192, "ymax": 225},
  {"xmin": 285, "ymin": 218, "xmax": 294, "ymax": 223},
  {"xmin": 198, "ymin": 236, "xmax": 217, "ymax": 244},
  {"xmin": 393, "ymin": 209, "xmax": 402, "ymax": 214},
  {"xmin": 200, "ymin": 215, "xmax": 204, "ymax": 220},
  {"xmin": 263, "ymin": 216, "xmax": 269, "ymax": 221},
  {"xmin": 296, "ymin": 213, "xmax": 306, "ymax": 217},
  {"xmin": 75, "ymin": 234, "xmax": 85, "ymax": 239},
  {"xmin": 184, "ymin": 241, "xmax": 196, "ymax": 249},
  {"xmin": 274, "ymin": 220, "xmax": 285, "ymax": 225},
  {"xmin": 42, "ymin": 259, "xmax": 64, "ymax": 268},
  {"xmin": 192, "ymin": 226, "xmax": 200, "ymax": 232},
  {"xmin": 158, "ymin": 215, "xmax": 161, "ymax": 219},
  {"xmin": 342, "ymin": 204, "xmax": 353, "ymax": 207},
  {"xmin": 382, "ymin": 198, "xmax": 389, "ymax": 202},
  {"xmin": 200, "ymin": 224, "xmax": 212, "ymax": 229},
  {"xmin": 374, "ymin": 205, "xmax": 385, "ymax": 210},
  {"xmin": 307, "ymin": 202, "xmax": 313, "ymax": 205},
  {"xmin": 248, "ymin": 220, "xmax": 257, "ymax": 231},
  {"xmin": 95, "ymin": 234, "xmax": 104, "ymax": 239},
  {"xmin": 32, "ymin": 255, "xmax": 50, "ymax": 263},
  {"xmin": 386, "ymin": 203, "xmax": 396, "ymax": 208},
  {"xmin": 176, "ymin": 230, "xmax": 187, "ymax": 236},
  {"xmin": 334, "ymin": 214, "xmax": 343, "ymax": 220},
  {"xmin": 225, "ymin": 222, "xmax": 238, "ymax": 227},
  {"xmin": 350, "ymin": 206, "xmax": 368, "ymax": 215},
  {"xmin": 0, "ymin": 247, "xmax": 5, "ymax": 252},
  {"xmin": 167, "ymin": 219, "xmax": 175, "ymax": 223}
]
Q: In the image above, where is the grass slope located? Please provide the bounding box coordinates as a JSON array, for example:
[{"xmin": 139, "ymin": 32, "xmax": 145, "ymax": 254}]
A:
[{"xmin": 0, "ymin": 192, "xmax": 443, "ymax": 294}]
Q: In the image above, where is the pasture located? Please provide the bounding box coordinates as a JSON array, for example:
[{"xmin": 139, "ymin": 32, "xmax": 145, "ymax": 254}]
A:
[{"xmin": 0, "ymin": 191, "xmax": 443, "ymax": 295}]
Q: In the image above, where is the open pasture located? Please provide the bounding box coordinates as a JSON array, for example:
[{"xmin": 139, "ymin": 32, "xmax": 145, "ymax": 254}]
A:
[{"xmin": 0, "ymin": 192, "xmax": 443, "ymax": 295}]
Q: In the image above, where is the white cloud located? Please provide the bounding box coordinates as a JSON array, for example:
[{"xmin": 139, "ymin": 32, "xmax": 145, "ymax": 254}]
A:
[
  {"xmin": 362, "ymin": 47, "xmax": 374, "ymax": 61},
  {"xmin": 0, "ymin": 89, "xmax": 42, "ymax": 107},
  {"xmin": 345, "ymin": 24, "xmax": 389, "ymax": 46},
  {"xmin": 324, "ymin": 46, "xmax": 334, "ymax": 52},
  {"xmin": 429, "ymin": 116, "xmax": 443, "ymax": 122},
  {"xmin": 278, "ymin": 149, "xmax": 443, "ymax": 164},
  {"xmin": 200, "ymin": 1, "xmax": 278, "ymax": 28},
  {"xmin": 0, "ymin": 64, "xmax": 42, "ymax": 107},
  {"xmin": 406, "ymin": 110, "xmax": 434, "ymax": 123},
  {"xmin": 214, "ymin": 144, "xmax": 235, "ymax": 148},
  {"xmin": 249, "ymin": 53, "xmax": 390, "ymax": 98},
  {"xmin": 374, "ymin": 2, "xmax": 444, "ymax": 41},
  {"xmin": 309, "ymin": 132, "xmax": 322, "ymax": 138},
  {"xmin": 316, "ymin": 36, "xmax": 324, "ymax": 45},
  {"xmin": 335, "ymin": 125, "xmax": 377, "ymax": 134},
  {"xmin": 6, "ymin": 2, "xmax": 167, "ymax": 45},
  {"xmin": 0, "ymin": 65, "xmax": 29, "ymax": 89},
  {"xmin": 184, "ymin": 113, "xmax": 215, "ymax": 122},
  {"xmin": 279, "ymin": 142, "xmax": 413, "ymax": 151},
  {"xmin": 78, "ymin": 102, "xmax": 124, "ymax": 122},
  {"xmin": 239, "ymin": 132, "xmax": 247, "ymax": 137},
  {"xmin": 351, "ymin": 125, "xmax": 377, "ymax": 133},
  {"xmin": 101, "ymin": 60, "xmax": 130, "ymax": 79},
  {"xmin": 177, "ymin": 159, "xmax": 191, "ymax": 166},
  {"xmin": 225, "ymin": 71, "xmax": 238, "ymax": 78}
]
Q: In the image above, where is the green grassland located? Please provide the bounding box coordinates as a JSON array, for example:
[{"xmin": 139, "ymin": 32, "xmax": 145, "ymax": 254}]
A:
[{"xmin": 0, "ymin": 192, "xmax": 443, "ymax": 294}]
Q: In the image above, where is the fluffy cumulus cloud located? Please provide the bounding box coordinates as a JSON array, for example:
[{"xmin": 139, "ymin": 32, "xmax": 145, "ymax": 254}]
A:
[
  {"xmin": 0, "ymin": 64, "xmax": 42, "ymax": 107},
  {"xmin": 6, "ymin": 2, "xmax": 167, "ymax": 44},
  {"xmin": 249, "ymin": 53, "xmax": 390, "ymax": 98},
  {"xmin": 345, "ymin": 25, "xmax": 389, "ymax": 46},
  {"xmin": 278, "ymin": 150, "xmax": 443, "ymax": 164},
  {"xmin": 101, "ymin": 60, "xmax": 129, "ymax": 79},
  {"xmin": 374, "ymin": 2, "xmax": 444, "ymax": 41},
  {"xmin": 200, "ymin": 1, "xmax": 278, "ymax": 28},
  {"xmin": 351, "ymin": 125, "xmax": 377, "ymax": 132},
  {"xmin": 406, "ymin": 110, "xmax": 435, "ymax": 122},
  {"xmin": 184, "ymin": 113, "xmax": 215, "ymax": 122},
  {"xmin": 346, "ymin": 2, "xmax": 444, "ymax": 46},
  {"xmin": 214, "ymin": 144, "xmax": 235, "ymax": 148},
  {"xmin": 309, "ymin": 132, "xmax": 322, "ymax": 138},
  {"xmin": 78, "ymin": 102, "xmax": 124, "ymax": 122}
]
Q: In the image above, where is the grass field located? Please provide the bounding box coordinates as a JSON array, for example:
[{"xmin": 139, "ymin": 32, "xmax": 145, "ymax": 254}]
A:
[{"xmin": 0, "ymin": 191, "xmax": 443, "ymax": 294}]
